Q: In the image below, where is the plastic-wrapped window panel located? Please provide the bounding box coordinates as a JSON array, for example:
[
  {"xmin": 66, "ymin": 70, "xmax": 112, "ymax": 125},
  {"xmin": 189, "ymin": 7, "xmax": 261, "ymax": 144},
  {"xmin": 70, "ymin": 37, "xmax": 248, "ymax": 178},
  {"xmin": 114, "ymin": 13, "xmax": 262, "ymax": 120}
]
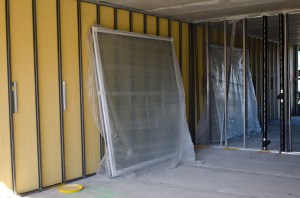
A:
[
  {"xmin": 91, "ymin": 27, "xmax": 194, "ymax": 177},
  {"xmin": 196, "ymin": 45, "xmax": 261, "ymax": 144}
]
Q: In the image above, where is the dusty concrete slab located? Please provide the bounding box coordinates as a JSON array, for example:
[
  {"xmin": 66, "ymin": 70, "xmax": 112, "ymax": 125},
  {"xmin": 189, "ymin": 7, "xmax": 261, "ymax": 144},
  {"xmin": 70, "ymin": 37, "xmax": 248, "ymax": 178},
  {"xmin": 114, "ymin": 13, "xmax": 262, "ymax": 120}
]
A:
[{"xmin": 27, "ymin": 148, "xmax": 300, "ymax": 198}]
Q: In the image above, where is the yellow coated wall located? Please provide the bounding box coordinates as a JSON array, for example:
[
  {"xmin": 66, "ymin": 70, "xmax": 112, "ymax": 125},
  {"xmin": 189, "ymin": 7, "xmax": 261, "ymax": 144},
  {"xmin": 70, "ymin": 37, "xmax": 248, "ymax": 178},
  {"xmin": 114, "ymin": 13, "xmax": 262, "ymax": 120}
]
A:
[
  {"xmin": 132, "ymin": 12, "xmax": 144, "ymax": 33},
  {"xmin": 36, "ymin": 0, "xmax": 62, "ymax": 187},
  {"xmin": 10, "ymin": 0, "xmax": 39, "ymax": 193},
  {"xmin": 61, "ymin": 0, "xmax": 83, "ymax": 181},
  {"xmin": 81, "ymin": 2, "xmax": 100, "ymax": 175},
  {"xmin": 0, "ymin": 0, "xmax": 191, "ymax": 194},
  {"xmin": 117, "ymin": 9, "xmax": 129, "ymax": 31},
  {"xmin": 0, "ymin": 0, "xmax": 13, "ymax": 195},
  {"xmin": 146, "ymin": 15, "xmax": 156, "ymax": 35}
]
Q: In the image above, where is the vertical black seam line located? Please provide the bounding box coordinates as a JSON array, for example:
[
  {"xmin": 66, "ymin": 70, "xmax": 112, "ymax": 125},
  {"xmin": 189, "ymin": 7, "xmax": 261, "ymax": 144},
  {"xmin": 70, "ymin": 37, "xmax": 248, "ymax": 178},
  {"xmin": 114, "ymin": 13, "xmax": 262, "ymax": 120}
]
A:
[
  {"xmin": 294, "ymin": 47, "xmax": 298, "ymax": 115},
  {"xmin": 195, "ymin": 25, "xmax": 200, "ymax": 126},
  {"xmin": 189, "ymin": 23, "xmax": 195, "ymax": 143},
  {"xmin": 279, "ymin": 14, "xmax": 285, "ymax": 152},
  {"xmin": 129, "ymin": 11, "xmax": 132, "ymax": 32},
  {"xmin": 114, "ymin": 7, "xmax": 117, "ymax": 30},
  {"xmin": 96, "ymin": 4, "xmax": 100, "ymax": 24},
  {"xmin": 168, "ymin": 19, "xmax": 171, "ymax": 37},
  {"xmin": 77, "ymin": 0, "xmax": 86, "ymax": 178},
  {"xmin": 156, "ymin": 17, "xmax": 159, "ymax": 36},
  {"xmin": 56, "ymin": 0, "xmax": 66, "ymax": 183},
  {"xmin": 32, "ymin": 0, "xmax": 42, "ymax": 190},
  {"xmin": 262, "ymin": 16, "xmax": 268, "ymax": 150},
  {"xmin": 96, "ymin": 3, "xmax": 104, "ymax": 161},
  {"xmin": 96, "ymin": 2, "xmax": 105, "ymax": 160},
  {"xmin": 179, "ymin": 21, "xmax": 182, "ymax": 72},
  {"xmin": 5, "ymin": 0, "xmax": 16, "ymax": 194},
  {"xmin": 143, "ymin": 14, "xmax": 147, "ymax": 34},
  {"xmin": 243, "ymin": 18, "xmax": 247, "ymax": 149}
]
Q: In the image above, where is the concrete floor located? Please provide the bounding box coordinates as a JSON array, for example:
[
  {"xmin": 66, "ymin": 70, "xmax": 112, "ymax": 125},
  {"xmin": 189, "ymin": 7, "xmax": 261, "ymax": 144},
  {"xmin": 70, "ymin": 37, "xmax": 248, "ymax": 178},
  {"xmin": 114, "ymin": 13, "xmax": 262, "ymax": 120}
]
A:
[
  {"xmin": 27, "ymin": 147, "xmax": 300, "ymax": 198},
  {"xmin": 228, "ymin": 116, "xmax": 300, "ymax": 152}
]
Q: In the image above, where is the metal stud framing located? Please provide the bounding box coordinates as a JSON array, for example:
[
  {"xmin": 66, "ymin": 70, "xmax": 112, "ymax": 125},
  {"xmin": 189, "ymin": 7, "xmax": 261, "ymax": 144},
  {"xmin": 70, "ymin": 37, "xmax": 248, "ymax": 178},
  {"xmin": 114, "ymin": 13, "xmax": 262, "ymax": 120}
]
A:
[
  {"xmin": 279, "ymin": 14, "xmax": 285, "ymax": 152},
  {"xmin": 129, "ymin": 11, "xmax": 133, "ymax": 32},
  {"xmin": 77, "ymin": 0, "xmax": 87, "ymax": 177},
  {"xmin": 223, "ymin": 20, "xmax": 228, "ymax": 147},
  {"xmin": 156, "ymin": 16, "xmax": 159, "ymax": 36},
  {"xmin": 168, "ymin": 19, "xmax": 171, "ymax": 37},
  {"xmin": 144, "ymin": 14, "xmax": 147, "ymax": 34},
  {"xmin": 3, "ymin": 0, "xmax": 192, "ymax": 195},
  {"xmin": 243, "ymin": 19, "xmax": 248, "ymax": 149},
  {"xmin": 32, "ymin": 0, "xmax": 43, "ymax": 189},
  {"xmin": 114, "ymin": 7, "xmax": 117, "ymax": 30},
  {"xmin": 205, "ymin": 22, "xmax": 211, "ymax": 142},
  {"xmin": 179, "ymin": 22, "xmax": 182, "ymax": 71},
  {"xmin": 262, "ymin": 16, "xmax": 269, "ymax": 150},
  {"xmin": 284, "ymin": 14, "xmax": 291, "ymax": 152},
  {"xmin": 189, "ymin": 24, "xmax": 195, "ymax": 143},
  {"xmin": 56, "ymin": 0, "xmax": 66, "ymax": 183}
]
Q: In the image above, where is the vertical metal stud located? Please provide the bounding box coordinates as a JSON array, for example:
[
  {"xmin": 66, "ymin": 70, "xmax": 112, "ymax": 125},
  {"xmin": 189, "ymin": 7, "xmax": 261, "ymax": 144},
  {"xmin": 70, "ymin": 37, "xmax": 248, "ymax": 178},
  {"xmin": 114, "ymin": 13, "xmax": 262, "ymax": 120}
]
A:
[
  {"xmin": 205, "ymin": 23, "xmax": 211, "ymax": 142},
  {"xmin": 189, "ymin": 24, "xmax": 195, "ymax": 143},
  {"xmin": 32, "ymin": 0, "xmax": 43, "ymax": 190},
  {"xmin": 168, "ymin": 19, "xmax": 171, "ymax": 37},
  {"xmin": 77, "ymin": 0, "xmax": 86, "ymax": 178},
  {"xmin": 279, "ymin": 14, "xmax": 285, "ymax": 152},
  {"xmin": 223, "ymin": 20, "xmax": 228, "ymax": 147},
  {"xmin": 56, "ymin": 0, "xmax": 66, "ymax": 183},
  {"xmin": 156, "ymin": 16, "xmax": 159, "ymax": 36},
  {"xmin": 114, "ymin": 8, "xmax": 117, "ymax": 30},
  {"xmin": 129, "ymin": 11, "xmax": 133, "ymax": 32},
  {"xmin": 284, "ymin": 14, "xmax": 291, "ymax": 152},
  {"xmin": 96, "ymin": 4, "xmax": 100, "ymax": 24},
  {"xmin": 179, "ymin": 22, "xmax": 182, "ymax": 72},
  {"xmin": 5, "ymin": 0, "xmax": 16, "ymax": 193},
  {"xmin": 262, "ymin": 16, "xmax": 269, "ymax": 150},
  {"xmin": 144, "ymin": 14, "xmax": 147, "ymax": 34},
  {"xmin": 195, "ymin": 25, "xmax": 200, "ymax": 131},
  {"xmin": 243, "ymin": 18, "xmax": 248, "ymax": 149}
]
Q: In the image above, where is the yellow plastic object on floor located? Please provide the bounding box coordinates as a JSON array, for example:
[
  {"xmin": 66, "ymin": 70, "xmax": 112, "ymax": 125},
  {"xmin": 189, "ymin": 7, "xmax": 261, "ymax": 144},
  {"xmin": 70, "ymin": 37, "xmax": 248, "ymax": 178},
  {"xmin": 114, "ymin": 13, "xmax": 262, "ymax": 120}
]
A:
[{"xmin": 58, "ymin": 184, "xmax": 84, "ymax": 194}]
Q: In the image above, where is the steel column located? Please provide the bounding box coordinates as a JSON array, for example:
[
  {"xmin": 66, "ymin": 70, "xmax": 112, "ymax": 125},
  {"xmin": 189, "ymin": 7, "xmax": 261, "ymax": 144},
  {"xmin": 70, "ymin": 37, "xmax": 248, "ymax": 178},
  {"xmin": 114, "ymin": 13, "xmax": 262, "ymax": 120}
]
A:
[
  {"xmin": 32, "ymin": 0, "xmax": 43, "ymax": 189},
  {"xmin": 77, "ymin": 0, "xmax": 86, "ymax": 177},
  {"xmin": 262, "ymin": 16, "xmax": 269, "ymax": 150},
  {"xmin": 243, "ymin": 19, "xmax": 248, "ymax": 149},
  {"xmin": 5, "ymin": 0, "xmax": 16, "ymax": 193}
]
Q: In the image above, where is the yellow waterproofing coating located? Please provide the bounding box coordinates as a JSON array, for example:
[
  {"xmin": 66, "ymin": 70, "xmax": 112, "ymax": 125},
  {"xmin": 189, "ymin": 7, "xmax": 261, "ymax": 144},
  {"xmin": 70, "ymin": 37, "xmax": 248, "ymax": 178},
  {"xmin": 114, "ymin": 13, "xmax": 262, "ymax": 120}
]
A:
[
  {"xmin": 81, "ymin": 2, "xmax": 100, "ymax": 175},
  {"xmin": 61, "ymin": 0, "xmax": 83, "ymax": 181},
  {"xmin": 36, "ymin": 0, "xmax": 62, "ymax": 187},
  {"xmin": 0, "ymin": 0, "xmax": 13, "ymax": 192}
]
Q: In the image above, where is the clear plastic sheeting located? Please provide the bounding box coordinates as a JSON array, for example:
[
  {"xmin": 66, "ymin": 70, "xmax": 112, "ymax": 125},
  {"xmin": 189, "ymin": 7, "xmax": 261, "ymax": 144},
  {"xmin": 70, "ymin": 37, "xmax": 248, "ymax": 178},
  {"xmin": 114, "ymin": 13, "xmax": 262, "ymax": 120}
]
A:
[
  {"xmin": 88, "ymin": 27, "xmax": 195, "ymax": 177},
  {"xmin": 196, "ymin": 45, "xmax": 261, "ymax": 145}
]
